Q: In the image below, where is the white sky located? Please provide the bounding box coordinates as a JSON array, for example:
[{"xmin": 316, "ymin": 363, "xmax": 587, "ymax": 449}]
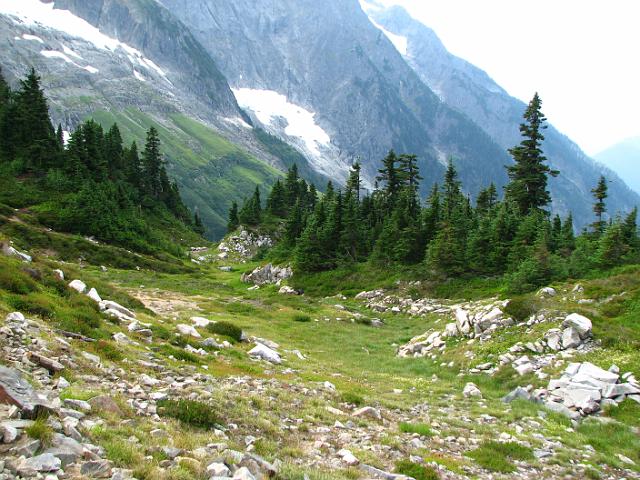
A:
[{"xmin": 379, "ymin": 0, "xmax": 640, "ymax": 155}]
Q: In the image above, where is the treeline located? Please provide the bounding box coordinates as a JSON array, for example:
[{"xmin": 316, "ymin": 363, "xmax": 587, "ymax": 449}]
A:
[
  {"xmin": 0, "ymin": 68, "xmax": 202, "ymax": 254},
  {"xmin": 232, "ymin": 93, "xmax": 639, "ymax": 292}
]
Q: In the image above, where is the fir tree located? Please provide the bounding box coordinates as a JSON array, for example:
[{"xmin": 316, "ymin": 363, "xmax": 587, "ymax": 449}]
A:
[
  {"xmin": 591, "ymin": 175, "xmax": 608, "ymax": 234},
  {"xmin": 227, "ymin": 201, "xmax": 239, "ymax": 232},
  {"xmin": 142, "ymin": 127, "xmax": 163, "ymax": 198},
  {"xmin": 505, "ymin": 93, "xmax": 559, "ymax": 215}
]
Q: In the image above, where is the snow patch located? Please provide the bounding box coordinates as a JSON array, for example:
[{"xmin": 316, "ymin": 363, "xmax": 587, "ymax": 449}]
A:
[
  {"xmin": 41, "ymin": 49, "xmax": 73, "ymax": 63},
  {"xmin": 0, "ymin": 0, "xmax": 169, "ymax": 81},
  {"xmin": 62, "ymin": 130, "xmax": 70, "ymax": 146},
  {"xmin": 61, "ymin": 44, "xmax": 82, "ymax": 60},
  {"xmin": 133, "ymin": 70, "xmax": 146, "ymax": 82},
  {"xmin": 369, "ymin": 18, "xmax": 408, "ymax": 56},
  {"xmin": 21, "ymin": 33, "xmax": 43, "ymax": 43},
  {"xmin": 232, "ymin": 88, "xmax": 331, "ymax": 156},
  {"xmin": 83, "ymin": 65, "xmax": 98, "ymax": 74}
]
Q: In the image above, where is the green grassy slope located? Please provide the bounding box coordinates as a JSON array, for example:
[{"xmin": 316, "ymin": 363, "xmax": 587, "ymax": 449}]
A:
[{"xmin": 89, "ymin": 109, "xmax": 282, "ymax": 239}]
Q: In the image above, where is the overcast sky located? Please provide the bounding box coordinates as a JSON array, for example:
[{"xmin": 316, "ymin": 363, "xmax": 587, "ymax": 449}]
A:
[{"xmin": 378, "ymin": 0, "xmax": 640, "ymax": 156}]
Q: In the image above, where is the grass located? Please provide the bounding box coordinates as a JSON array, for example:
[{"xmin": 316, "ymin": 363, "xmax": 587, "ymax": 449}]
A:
[
  {"xmin": 156, "ymin": 399, "xmax": 221, "ymax": 429},
  {"xmin": 394, "ymin": 460, "xmax": 439, "ymax": 480},
  {"xmin": 25, "ymin": 416, "xmax": 53, "ymax": 447},
  {"xmin": 466, "ymin": 441, "xmax": 533, "ymax": 473},
  {"xmin": 398, "ymin": 422, "xmax": 433, "ymax": 437}
]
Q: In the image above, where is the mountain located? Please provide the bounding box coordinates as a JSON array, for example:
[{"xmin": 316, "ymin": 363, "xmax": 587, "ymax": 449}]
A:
[
  {"xmin": 0, "ymin": 0, "xmax": 326, "ymax": 239},
  {"xmin": 159, "ymin": 0, "xmax": 513, "ymax": 198},
  {"xmin": 1, "ymin": 0, "xmax": 637, "ymax": 237},
  {"xmin": 362, "ymin": 1, "xmax": 640, "ymax": 223},
  {"xmin": 594, "ymin": 137, "xmax": 640, "ymax": 195}
]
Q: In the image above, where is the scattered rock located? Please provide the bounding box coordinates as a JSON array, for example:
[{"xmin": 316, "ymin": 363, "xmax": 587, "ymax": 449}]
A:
[
  {"xmin": 463, "ymin": 382, "xmax": 482, "ymax": 398},
  {"xmin": 248, "ymin": 343, "xmax": 282, "ymax": 364},
  {"xmin": 68, "ymin": 279, "xmax": 87, "ymax": 293},
  {"xmin": 242, "ymin": 263, "xmax": 292, "ymax": 285}
]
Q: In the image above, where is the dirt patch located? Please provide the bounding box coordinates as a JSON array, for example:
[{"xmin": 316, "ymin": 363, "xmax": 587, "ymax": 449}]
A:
[{"xmin": 130, "ymin": 288, "xmax": 203, "ymax": 316}]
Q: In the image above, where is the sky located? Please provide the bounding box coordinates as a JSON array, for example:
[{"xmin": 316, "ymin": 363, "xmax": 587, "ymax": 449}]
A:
[{"xmin": 377, "ymin": 0, "xmax": 640, "ymax": 156}]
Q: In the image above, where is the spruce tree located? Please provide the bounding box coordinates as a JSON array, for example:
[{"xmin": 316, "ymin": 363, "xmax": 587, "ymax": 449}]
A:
[
  {"xmin": 591, "ymin": 175, "xmax": 608, "ymax": 234},
  {"xmin": 227, "ymin": 201, "xmax": 239, "ymax": 232},
  {"xmin": 142, "ymin": 126, "xmax": 163, "ymax": 198},
  {"xmin": 376, "ymin": 150, "xmax": 400, "ymax": 209},
  {"xmin": 505, "ymin": 93, "xmax": 558, "ymax": 214}
]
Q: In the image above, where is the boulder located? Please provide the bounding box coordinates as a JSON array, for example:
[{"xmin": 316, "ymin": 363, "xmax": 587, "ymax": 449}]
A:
[
  {"xmin": 463, "ymin": 382, "xmax": 482, "ymax": 398},
  {"xmin": 86, "ymin": 288, "xmax": 102, "ymax": 303},
  {"xmin": 81, "ymin": 460, "xmax": 113, "ymax": 478},
  {"xmin": 537, "ymin": 287, "xmax": 557, "ymax": 297},
  {"xmin": 68, "ymin": 279, "xmax": 87, "ymax": 293},
  {"xmin": 53, "ymin": 269, "xmax": 64, "ymax": 281},
  {"xmin": 43, "ymin": 433, "xmax": 84, "ymax": 466},
  {"xmin": 337, "ymin": 449, "xmax": 359, "ymax": 466},
  {"xmin": 575, "ymin": 362, "xmax": 619, "ymax": 384},
  {"xmin": 502, "ymin": 386, "xmax": 537, "ymax": 403},
  {"xmin": 562, "ymin": 313, "xmax": 592, "ymax": 339},
  {"xmin": 248, "ymin": 343, "xmax": 281, "ymax": 364},
  {"xmin": 190, "ymin": 316, "xmax": 211, "ymax": 328},
  {"xmin": 2, "ymin": 243, "xmax": 32, "ymax": 262},
  {"xmin": 0, "ymin": 366, "xmax": 54, "ymax": 417},
  {"xmin": 88, "ymin": 395, "xmax": 122, "ymax": 416},
  {"xmin": 561, "ymin": 327, "xmax": 582, "ymax": 349},
  {"xmin": 352, "ymin": 406, "xmax": 381, "ymax": 420},
  {"xmin": 99, "ymin": 300, "xmax": 136, "ymax": 319},
  {"xmin": 241, "ymin": 263, "xmax": 293, "ymax": 285},
  {"xmin": 17, "ymin": 453, "xmax": 61, "ymax": 475},
  {"xmin": 278, "ymin": 285, "xmax": 299, "ymax": 295},
  {"xmin": 176, "ymin": 324, "xmax": 201, "ymax": 338}
]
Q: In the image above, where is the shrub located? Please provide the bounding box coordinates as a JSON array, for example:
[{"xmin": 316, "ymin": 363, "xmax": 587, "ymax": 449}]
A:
[
  {"xmin": 292, "ymin": 314, "xmax": 311, "ymax": 323},
  {"xmin": 466, "ymin": 441, "xmax": 533, "ymax": 473},
  {"xmin": 159, "ymin": 345, "xmax": 200, "ymax": 364},
  {"xmin": 206, "ymin": 321, "xmax": 243, "ymax": 342},
  {"xmin": 399, "ymin": 422, "xmax": 433, "ymax": 437},
  {"xmin": 94, "ymin": 340, "xmax": 123, "ymax": 361},
  {"xmin": 0, "ymin": 265, "xmax": 38, "ymax": 294},
  {"xmin": 156, "ymin": 399, "xmax": 220, "ymax": 429},
  {"xmin": 9, "ymin": 292, "xmax": 56, "ymax": 319},
  {"xmin": 503, "ymin": 296, "xmax": 539, "ymax": 322},
  {"xmin": 395, "ymin": 460, "xmax": 439, "ymax": 480},
  {"xmin": 340, "ymin": 392, "xmax": 364, "ymax": 406}
]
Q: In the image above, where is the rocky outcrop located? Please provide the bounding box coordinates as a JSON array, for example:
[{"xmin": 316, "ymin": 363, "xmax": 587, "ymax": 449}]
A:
[
  {"xmin": 218, "ymin": 229, "xmax": 273, "ymax": 262},
  {"xmin": 241, "ymin": 264, "xmax": 292, "ymax": 286},
  {"xmin": 507, "ymin": 362, "xmax": 640, "ymax": 420}
]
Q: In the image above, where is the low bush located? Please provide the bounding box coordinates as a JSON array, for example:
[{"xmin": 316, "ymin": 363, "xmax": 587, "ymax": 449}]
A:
[
  {"xmin": 206, "ymin": 321, "xmax": 243, "ymax": 342},
  {"xmin": 9, "ymin": 292, "xmax": 56, "ymax": 319},
  {"xmin": 399, "ymin": 422, "xmax": 433, "ymax": 437},
  {"xmin": 156, "ymin": 399, "xmax": 220, "ymax": 429},
  {"xmin": 503, "ymin": 296, "xmax": 539, "ymax": 322},
  {"xmin": 395, "ymin": 460, "xmax": 439, "ymax": 480},
  {"xmin": 340, "ymin": 392, "xmax": 364, "ymax": 406},
  {"xmin": 292, "ymin": 314, "xmax": 311, "ymax": 323},
  {"xmin": 466, "ymin": 441, "xmax": 533, "ymax": 473}
]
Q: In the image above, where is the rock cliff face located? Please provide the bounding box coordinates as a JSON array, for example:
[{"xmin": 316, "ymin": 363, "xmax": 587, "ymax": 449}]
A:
[
  {"xmin": 365, "ymin": 3, "xmax": 640, "ymax": 224},
  {"xmin": 159, "ymin": 0, "xmax": 512, "ymax": 195}
]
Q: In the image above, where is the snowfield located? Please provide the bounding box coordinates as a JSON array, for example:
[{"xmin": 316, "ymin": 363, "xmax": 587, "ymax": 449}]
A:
[
  {"xmin": 0, "ymin": 0, "xmax": 167, "ymax": 81},
  {"xmin": 232, "ymin": 88, "xmax": 332, "ymax": 156}
]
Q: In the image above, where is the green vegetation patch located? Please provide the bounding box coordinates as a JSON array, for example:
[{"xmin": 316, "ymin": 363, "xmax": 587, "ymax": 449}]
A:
[
  {"xmin": 394, "ymin": 460, "xmax": 439, "ymax": 480},
  {"xmin": 466, "ymin": 441, "xmax": 533, "ymax": 473},
  {"xmin": 206, "ymin": 321, "xmax": 243, "ymax": 342},
  {"xmin": 157, "ymin": 399, "xmax": 221, "ymax": 429}
]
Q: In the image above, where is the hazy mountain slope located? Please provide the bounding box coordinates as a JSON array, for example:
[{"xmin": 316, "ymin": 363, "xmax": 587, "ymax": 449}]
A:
[
  {"xmin": 364, "ymin": 3, "xmax": 640, "ymax": 224},
  {"xmin": 0, "ymin": 0, "xmax": 325, "ymax": 238},
  {"xmin": 595, "ymin": 137, "xmax": 640, "ymax": 195},
  {"xmin": 159, "ymin": 0, "xmax": 512, "ymax": 197}
]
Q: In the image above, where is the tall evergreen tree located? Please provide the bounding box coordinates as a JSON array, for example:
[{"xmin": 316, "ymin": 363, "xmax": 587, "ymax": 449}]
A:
[
  {"xmin": 591, "ymin": 175, "xmax": 608, "ymax": 234},
  {"xmin": 142, "ymin": 126, "xmax": 163, "ymax": 198},
  {"xmin": 505, "ymin": 93, "xmax": 558, "ymax": 214},
  {"xmin": 227, "ymin": 201, "xmax": 239, "ymax": 232}
]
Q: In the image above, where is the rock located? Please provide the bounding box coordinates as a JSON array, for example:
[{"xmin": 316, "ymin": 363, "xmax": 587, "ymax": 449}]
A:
[
  {"xmin": 561, "ymin": 327, "xmax": 582, "ymax": 349},
  {"xmin": 177, "ymin": 324, "xmax": 201, "ymax": 338},
  {"xmin": 201, "ymin": 338, "xmax": 221, "ymax": 349},
  {"xmin": 278, "ymin": 285, "xmax": 299, "ymax": 295},
  {"xmin": 207, "ymin": 462, "xmax": 230, "ymax": 477},
  {"xmin": 0, "ymin": 424, "xmax": 18, "ymax": 443},
  {"xmin": 232, "ymin": 466, "xmax": 256, "ymax": 480},
  {"xmin": 55, "ymin": 377, "xmax": 70, "ymax": 390},
  {"xmin": 86, "ymin": 288, "xmax": 102, "ymax": 303},
  {"xmin": 191, "ymin": 316, "xmax": 211, "ymax": 327},
  {"xmin": 248, "ymin": 343, "xmax": 281, "ymax": 364},
  {"xmin": 537, "ymin": 287, "xmax": 557, "ymax": 297},
  {"xmin": 359, "ymin": 464, "xmax": 413, "ymax": 480},
  {"xmin": 0, "ymin": 366, "xmax": 54, "ymax": 417},
  {"xmin": 53, "ymin": 269, "xmax": 64, "ymax": 281},
  {"xmin": 443, "ymin": 322, "xmax": 459, "ymax": 337},
  {"xmin": 43, "ymin": 433, "xmax": 84, "ymax": 466},
  {"xmin": 515, "ymin": 362, "xmax": 535, "ymax": 376},
  {"xmin": 575, "ymin": 362, "xmax": 619, "ymax": 384},
  {"xmin": 63, "ymin": 399, "xmax": 91, "ymax": 412},
  {"xmin": 99, "ymin": 301, "xmax": 136, "ymax": 319},
  {"xmin": 545, "ymin": 330, "xmax": 563, "ymax": 351},
  {"xmin": 26, "ymin": 352, "xmax": 65, "ymax": 373},
  {"xmin": 2, "ymin": 243, "xmax": 32, "ymax": 262},
  {"xmin": 502, "ymin": 386, "xmax": 536, "ymax": 403},
  {"xmin": 562, "ymin": 313, "xmax": 592, "ymax": 339},
  {"xmin": 544, "ymin": 401, "xmax": 581, "ymax": 420},
  {"xmin": 463, "ymin": 382, "xmax": 482, "ymax": 398},
  {"xmin": 337, "ymin": 448, "xmax": 359, "ymax": 466},
  {"xmin": 241, "ymin": 263, "xmax": 293, "ymax": 285},
  {"xmin": 6, "ymin": 311, "xmax": 25, "ymax": 322},
  {"xmin": 617, "ymin": 454, "xmax": 636, "ymax": 465},
  {"xmin": 88, "ymin": 395, "xmax": 122, "ymax": 416},
  {"xmin": 81, "ymin": 352, "xmax": 101, "ymax": 365},
  {"xmin": 352, "ymin": 406, "xmax": 381, "ymax": 420},
  {"xmin": 113, "ymin": 332, "xmax": 134, "ymax": 344},
  {"xmin": 80, "ymin": 460, "xmax": 113, "ymax": 478},
  {"xmin": 68, "ymin": 279, "xmax": 87, "ymax": 293},
  {"xmin": 17, "ymin": 453, "xmax": 61, "ymax": 475}
]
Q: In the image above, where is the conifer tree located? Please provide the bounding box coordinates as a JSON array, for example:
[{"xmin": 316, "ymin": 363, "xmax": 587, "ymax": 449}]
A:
[
  {"xmin": 591, "ymin": 175, "xmax": 608, "ymax": 234},
  {"xmin": 284, "ymin": 200, "xmax": 304, "ymax": 245},
  {"xmin": 194, "ymin": 211, "xmax": 205, "ymax": 236},
  {"xmin": 142, "ymin": 127, "xmax": 163, "ymax": 198},
  {"xmin": 505, "ymin": 93, "xmax": 558, "ymax": 214},
  {"xmin": 227, "ymin": 201, "xmax": 239, "ymax": 232},
  {"xmin": 376, "ymin": 150, "xmax": 400, "ymax": 210}
]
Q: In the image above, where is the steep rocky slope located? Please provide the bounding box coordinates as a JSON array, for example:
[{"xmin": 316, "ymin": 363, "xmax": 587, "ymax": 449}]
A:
[
  {"xmin": 364, "ymin": 2, "xmax": 640, "ymax": 223},
  {"xmin": 595, "ymin": 137, "xmax": 640, "ymax": 195}
]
